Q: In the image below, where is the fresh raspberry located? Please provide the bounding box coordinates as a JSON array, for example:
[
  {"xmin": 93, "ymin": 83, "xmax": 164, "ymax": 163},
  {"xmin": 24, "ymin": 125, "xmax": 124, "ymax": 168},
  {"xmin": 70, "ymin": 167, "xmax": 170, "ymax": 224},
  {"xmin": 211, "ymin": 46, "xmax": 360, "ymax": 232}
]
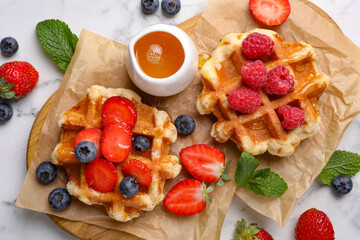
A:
[
  {"xmin": 241, "ymin": 60, "xmax": 267, "ymax": 90},
  {"xmin": 263, "ymin": 65, "xmax": 294, "ymax": 95},
  {"xmin": 276, "ymin": 105, "xmax": 305, "ymax": 130},
  {"xmin": 228, "ymin": 86, "xmax": 261, "ymax": 114},
  {"xmin": 242, "ymin": 32, "xmax": 274, "ymax": 60}
]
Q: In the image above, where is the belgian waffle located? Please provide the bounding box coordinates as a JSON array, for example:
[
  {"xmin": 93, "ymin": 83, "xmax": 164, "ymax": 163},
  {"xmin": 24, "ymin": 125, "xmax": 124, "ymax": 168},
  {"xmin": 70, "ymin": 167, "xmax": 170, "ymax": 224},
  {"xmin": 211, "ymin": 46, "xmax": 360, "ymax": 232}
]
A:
[
  {"xmin": 197, "ymin": 29, "xmax": 329, "ymax": 157},
  {"xmin": 51, "ymin": 85, "xmax": 181, "ymax": 221}
]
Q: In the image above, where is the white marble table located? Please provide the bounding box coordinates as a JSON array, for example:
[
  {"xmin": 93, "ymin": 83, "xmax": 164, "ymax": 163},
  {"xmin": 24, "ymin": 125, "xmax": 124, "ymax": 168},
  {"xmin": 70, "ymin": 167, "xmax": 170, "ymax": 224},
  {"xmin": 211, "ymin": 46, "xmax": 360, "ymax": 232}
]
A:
[{"xmin": 1, "ymin": 0, "xmax": 359, "ymax": 239}]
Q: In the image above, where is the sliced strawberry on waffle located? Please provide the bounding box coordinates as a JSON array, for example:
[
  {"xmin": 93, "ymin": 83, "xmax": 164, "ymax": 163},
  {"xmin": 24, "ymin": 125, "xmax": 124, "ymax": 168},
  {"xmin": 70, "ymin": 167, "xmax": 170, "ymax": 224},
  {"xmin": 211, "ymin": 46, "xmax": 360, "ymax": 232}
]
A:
[
  {"xmin": 100, "ymin": 124, "xmax": 132, "ymax": 163},
  {"xmin": 180, "ymin": 144, "xmax": 230, "ymax": 184},
  {"xmin": 163, "ymin": 179, "xmax": 213, "ymax": 216},
  {"xmin": 122, "ymin": 159, "xmax": 152, "ymax": 187},
  {"xmin": 86, "ymin": 158, "xmax": 117, "ymax": 193},
  {"xmin": 102, "ymin": 96, "xmax": 137, "ymax": 129},
  {"xmin": 73, "ymin": 128, "xmax": 102, "ymax": 158},
  {"xmin": 249, "ymin": 0, "xmax": 291, "ymax": 26}
]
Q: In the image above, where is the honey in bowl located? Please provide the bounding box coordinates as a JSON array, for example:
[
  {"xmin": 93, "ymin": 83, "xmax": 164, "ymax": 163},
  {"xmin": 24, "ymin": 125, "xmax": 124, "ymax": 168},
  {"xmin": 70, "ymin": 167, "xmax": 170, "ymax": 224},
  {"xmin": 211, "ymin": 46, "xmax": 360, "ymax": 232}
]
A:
[{"xmin": 134, "ymin": 31, "xmax": 185, "ymax": 78}]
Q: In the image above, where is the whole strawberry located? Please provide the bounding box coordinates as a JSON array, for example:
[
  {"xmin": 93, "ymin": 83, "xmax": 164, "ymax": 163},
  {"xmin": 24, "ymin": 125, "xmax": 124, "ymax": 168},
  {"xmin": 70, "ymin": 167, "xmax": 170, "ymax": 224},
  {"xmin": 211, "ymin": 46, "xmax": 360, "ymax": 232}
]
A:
[
  {"xmin": 295, "ymin": 208, "xmax": 335, "ymax": 240},
  {"xmin": 0, "ymin": 61, "xmax": 39, "ymax": 99},
  {"xmin": 234, "ymin": 218, "xmax": 274, "ymax": 240}
]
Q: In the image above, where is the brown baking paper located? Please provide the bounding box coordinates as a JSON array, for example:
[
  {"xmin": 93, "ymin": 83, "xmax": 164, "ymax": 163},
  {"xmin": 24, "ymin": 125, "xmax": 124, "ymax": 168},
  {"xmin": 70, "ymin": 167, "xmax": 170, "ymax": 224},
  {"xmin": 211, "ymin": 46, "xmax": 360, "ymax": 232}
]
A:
[
  {"xmin": 190, "ymin": 0, "xmax": 360, "ymax": 227},
  {"xmin": 16, "ymin": 0, "xmax": 360, "ymax": 238},
  {"xmin": 15, "ymin": 29, "xmax": 237, "ymax": 239}
]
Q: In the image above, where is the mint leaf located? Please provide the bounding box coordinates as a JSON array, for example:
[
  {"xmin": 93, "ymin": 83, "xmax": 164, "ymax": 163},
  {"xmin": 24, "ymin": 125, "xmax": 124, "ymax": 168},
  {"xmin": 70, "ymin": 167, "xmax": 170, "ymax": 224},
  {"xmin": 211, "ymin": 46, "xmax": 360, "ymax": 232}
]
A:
[
  {"xmin": 245, "ymin": 171, "xmax": 288, "ymax": 197},
  {"xmin": 36, "ymin": 19, "xmax": 78, "ymax": 71},
  {"xmin": 235, "ymin": 152, "xmax": 288, "ymax": 197},
  {"xmin": 235, "ymin": 152, "xmax": 259, "ymax": 188},
  {"xmin": 252, "ymin": 168, "xmax": 270, "ymax": 178},
  {"xmin": 319, "ymin": 150, "xmax": 360, "ymax": 185}
]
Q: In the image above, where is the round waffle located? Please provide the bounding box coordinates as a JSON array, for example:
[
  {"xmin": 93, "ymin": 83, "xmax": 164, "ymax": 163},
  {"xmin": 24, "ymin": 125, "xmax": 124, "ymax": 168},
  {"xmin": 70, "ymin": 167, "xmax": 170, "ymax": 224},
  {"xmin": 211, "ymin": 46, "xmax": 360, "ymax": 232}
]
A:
[
  {"xmin": 51, "ymin": 85, "xmax": 181, "ymax": 221},
  {"xmin": 197, "ymin": 29, "xmax": 329, "ymax": 157}
]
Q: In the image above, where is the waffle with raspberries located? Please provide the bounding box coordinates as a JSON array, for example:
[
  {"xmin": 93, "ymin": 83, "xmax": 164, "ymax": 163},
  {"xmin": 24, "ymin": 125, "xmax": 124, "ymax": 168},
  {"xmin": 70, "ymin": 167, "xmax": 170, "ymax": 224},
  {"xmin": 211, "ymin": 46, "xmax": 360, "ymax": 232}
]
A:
[
  {"xmin": 51, "ymin": 85, "xmax": 181, "ymax": 221},
  {"xmin": 197, "ymin": 29, "xmax": 328, "ymax": 157}
]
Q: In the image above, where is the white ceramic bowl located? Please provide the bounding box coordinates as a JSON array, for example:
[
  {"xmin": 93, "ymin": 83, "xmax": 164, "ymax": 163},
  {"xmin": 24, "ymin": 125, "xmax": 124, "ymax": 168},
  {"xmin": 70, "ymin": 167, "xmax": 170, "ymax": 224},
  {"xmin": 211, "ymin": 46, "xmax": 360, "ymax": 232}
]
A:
[{"xmin": 126, "ymin": 24, "xmax": 198, "ymax": 97}]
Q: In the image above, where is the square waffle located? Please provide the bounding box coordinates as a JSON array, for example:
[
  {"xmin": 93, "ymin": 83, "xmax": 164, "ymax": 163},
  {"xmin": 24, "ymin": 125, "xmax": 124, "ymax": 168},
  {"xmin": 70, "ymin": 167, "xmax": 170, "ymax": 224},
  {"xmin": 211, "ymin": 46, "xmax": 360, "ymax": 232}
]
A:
[
  {"xmin": 197, "ymin": 29, "xmax": 329, "ymax": 157},
  {"xmin": 51, "ymin": 85, "xmax": 181, "ymax": 221}
]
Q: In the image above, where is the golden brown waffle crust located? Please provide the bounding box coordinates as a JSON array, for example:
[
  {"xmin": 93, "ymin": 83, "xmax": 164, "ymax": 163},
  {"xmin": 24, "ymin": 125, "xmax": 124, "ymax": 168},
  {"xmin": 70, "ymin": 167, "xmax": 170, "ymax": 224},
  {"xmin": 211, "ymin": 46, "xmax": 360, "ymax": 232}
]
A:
[
  {"xmin": 197, "ymin": 29, "xmax": 329, "ymax": 157},
  {"xmin": 51, "ymin": 85, "xmax": 181, "ymax": 222}
]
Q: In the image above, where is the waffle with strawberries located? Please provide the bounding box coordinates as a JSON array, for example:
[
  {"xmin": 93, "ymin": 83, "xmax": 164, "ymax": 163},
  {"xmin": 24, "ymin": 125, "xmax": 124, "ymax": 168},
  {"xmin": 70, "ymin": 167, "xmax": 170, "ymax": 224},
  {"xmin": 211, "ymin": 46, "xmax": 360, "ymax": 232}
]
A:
[
  {"xmin": 51, "ymin": 85, "xmax": 181, "ymax": 221},
  {"xmin": 197, "ymin": 29, "xmax": 328, "ymax": 157}
]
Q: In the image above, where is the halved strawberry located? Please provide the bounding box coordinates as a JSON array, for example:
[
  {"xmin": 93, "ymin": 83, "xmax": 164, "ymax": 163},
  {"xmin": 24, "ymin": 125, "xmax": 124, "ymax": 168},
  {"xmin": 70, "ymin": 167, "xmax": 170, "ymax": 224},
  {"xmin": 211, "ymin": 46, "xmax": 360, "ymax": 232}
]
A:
[
  {"xmin": 180, "ymin": 144, "xmax": 227, "ymax": 183},
  {"xmin": 102, "ymin": 96, "xmax": 137, "ymax": 129},
  {"xmin": 249, "ymin": 0, "xmax": 291, "ymax": 27},
  {"xmin": 86, "ymin": 158, "xmax": 117, "ymax": 193},
  {"xmin": 163, "ymin": 179, "xmax": 213, "ymax": 216},
  {"xmin": 74, "ymin": 128, "xmax": 102, "ymax": 158},
  {"xmin": 121, "ymin": 159, "xmax": 152, "ymax": 187},
  {"xmin": 100, "ymin": 124, "xmax": 132, "ymax": 163}
]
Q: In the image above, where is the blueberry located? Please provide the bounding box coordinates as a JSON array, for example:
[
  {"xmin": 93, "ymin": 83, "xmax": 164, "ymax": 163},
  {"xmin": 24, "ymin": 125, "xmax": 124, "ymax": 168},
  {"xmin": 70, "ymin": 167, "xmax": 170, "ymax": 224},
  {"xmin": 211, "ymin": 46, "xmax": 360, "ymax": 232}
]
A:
[
  {"xmin": 161, "ymin": 0, "xmax": 181, "ymax": 15},
  {"xmin": 175, "ymin": 114, "xmax": 195, "ymax": 136},
  {"xmin": 0, "ymin": 102, "xmax": 13, "ymax": 123},
  {"xmin": 141, "ymin": 0, "xmax": 159, "ymax": 14},
  {"xmin": 36, "ymin": 161, "xmax": 57, "ymax": 184},
  {"xmin": 331, "ymin": 174, "xmax": 353, "ymax": 194},
  {"xmin": 74, "ymin": 141, "xmax": 97, "ymax": 163},
  {"xmin": 120, "ymin": 176, "xmax": 139, "ymax": 197},
  {"xmin": 0, "ymin": 37, "xmax": 19, "ymax": 57},
  {"xmin": 133, "ymin": 135, "xmax": 150, "ymax": 151},
  {"xmin": 48, "ymin": 188, "xmax": 71, "ymax": 211}
]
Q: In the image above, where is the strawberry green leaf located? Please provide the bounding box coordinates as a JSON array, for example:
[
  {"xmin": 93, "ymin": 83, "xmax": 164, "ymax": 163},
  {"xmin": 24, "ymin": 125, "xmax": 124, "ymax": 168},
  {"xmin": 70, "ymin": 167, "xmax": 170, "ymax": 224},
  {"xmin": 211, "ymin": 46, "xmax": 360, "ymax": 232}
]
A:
[
  {"xmin": 319, "ymin": 150, "xmax": 360, "ymax": 185},
  {"xmin": 0, "ymin": 83, "xmax": 14, "ymax": 92},
  {"xmin": 206, "ymin": 183, "xmax": 214, "ymax": 193},
  {"xmin": 0, "ymin": 78, "xmax": 17, "ymax": 100},
  {"xmin": 233, "ymin": 218, "xmax": 262, "ymax": 240},
  {"xmin": 247, "ymin": 224, "xmax": 261, "ymax": 235},
  {"xmin": 36, "ymin": 19, "xmax": 78, "ymax": 72},
  {"xmin": 217, "ymin": 179, "xmax": 224, "ymax": 186},
  {"xmin": 234, "ymin": 219, "xmax": 247, "ymax": 239},
  {"xmin": 217, "ymin": 160, "xmax": 232, "ymax": 186},
  {"xmin": 2, "ymin": 91, "xmax": 17, "ymax": 99},
  {"xmin": 203, "ymin": 182, "xmax": 213, "ymax": 208},
  {"xmin": 235, "ymin": 152, "xmax": 259, "ymax": 188},
  {"xmin": 0, "ymin": 78, "xmax": 5, "ymax": 86}
]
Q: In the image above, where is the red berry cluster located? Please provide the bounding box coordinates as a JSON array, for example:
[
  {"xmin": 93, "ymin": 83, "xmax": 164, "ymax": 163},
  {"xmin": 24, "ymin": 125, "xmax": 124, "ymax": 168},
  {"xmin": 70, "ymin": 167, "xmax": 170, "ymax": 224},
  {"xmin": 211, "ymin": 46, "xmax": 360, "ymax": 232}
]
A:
[
  {"xmin": 227, "ymin": 32, "xmax": 305, "ymax": 129},
  {"xmin": 76, "ymin": 97, "xmax": 153, "ymax": 194}
]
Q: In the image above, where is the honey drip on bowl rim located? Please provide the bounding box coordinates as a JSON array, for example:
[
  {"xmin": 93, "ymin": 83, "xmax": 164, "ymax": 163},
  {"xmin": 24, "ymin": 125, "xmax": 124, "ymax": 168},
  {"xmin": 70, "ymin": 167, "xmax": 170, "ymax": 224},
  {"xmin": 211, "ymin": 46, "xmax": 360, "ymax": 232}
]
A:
[{"xmin": 134, "ymin": 31, "xmax": 185, "ymax": 79}]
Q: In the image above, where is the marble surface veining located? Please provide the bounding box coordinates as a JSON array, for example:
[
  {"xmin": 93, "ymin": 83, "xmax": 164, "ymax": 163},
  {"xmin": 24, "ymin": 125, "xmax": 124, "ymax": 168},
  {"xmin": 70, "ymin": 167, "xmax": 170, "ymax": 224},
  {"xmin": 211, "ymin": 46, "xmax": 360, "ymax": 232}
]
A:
[{"xmin": 0, "ymin": 0, "xmax": 359, "ymax": 239}]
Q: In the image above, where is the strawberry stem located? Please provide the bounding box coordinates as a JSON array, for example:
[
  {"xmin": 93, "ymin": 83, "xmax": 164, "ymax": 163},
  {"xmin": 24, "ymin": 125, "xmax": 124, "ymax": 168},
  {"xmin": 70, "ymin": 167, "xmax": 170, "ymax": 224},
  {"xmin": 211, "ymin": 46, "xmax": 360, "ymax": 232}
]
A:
[
  {"xmin": 202, "ymin": 182, "xmax": 214, "ymax": 208},
  {"xmin": 0, "ymin": 78, "xmax": 17, "ymax": 100},
  {"xmin": 217, "ymin": 160, "xmax": 232, "ymax": 186}
]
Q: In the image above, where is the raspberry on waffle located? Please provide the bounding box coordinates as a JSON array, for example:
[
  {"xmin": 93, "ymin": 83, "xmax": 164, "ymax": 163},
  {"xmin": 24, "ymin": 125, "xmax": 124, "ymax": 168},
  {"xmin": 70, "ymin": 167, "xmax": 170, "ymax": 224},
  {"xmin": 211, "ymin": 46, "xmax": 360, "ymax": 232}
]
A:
[
  {"xmin": 51, "ymin": 85, "xmax": 181, "ymax": 221},
  {"xmin": 197, "ymin": 29, "xmax": 329, "ymax": 157}
]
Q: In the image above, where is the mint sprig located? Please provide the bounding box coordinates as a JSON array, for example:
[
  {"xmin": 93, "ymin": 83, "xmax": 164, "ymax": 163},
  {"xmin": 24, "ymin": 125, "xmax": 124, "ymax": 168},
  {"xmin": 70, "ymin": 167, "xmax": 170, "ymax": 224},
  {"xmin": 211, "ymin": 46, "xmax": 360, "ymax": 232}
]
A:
[
  {"xmin": 235, "ymin": 152, "xmax": 288, "ymax": 197},
  {"xmin": 36, "ymin": 19, "xmax": 78, "ymax": 72},
  {"xmin": 319, "ymin": 150, "xmax": 360, "ymax": 185}
]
